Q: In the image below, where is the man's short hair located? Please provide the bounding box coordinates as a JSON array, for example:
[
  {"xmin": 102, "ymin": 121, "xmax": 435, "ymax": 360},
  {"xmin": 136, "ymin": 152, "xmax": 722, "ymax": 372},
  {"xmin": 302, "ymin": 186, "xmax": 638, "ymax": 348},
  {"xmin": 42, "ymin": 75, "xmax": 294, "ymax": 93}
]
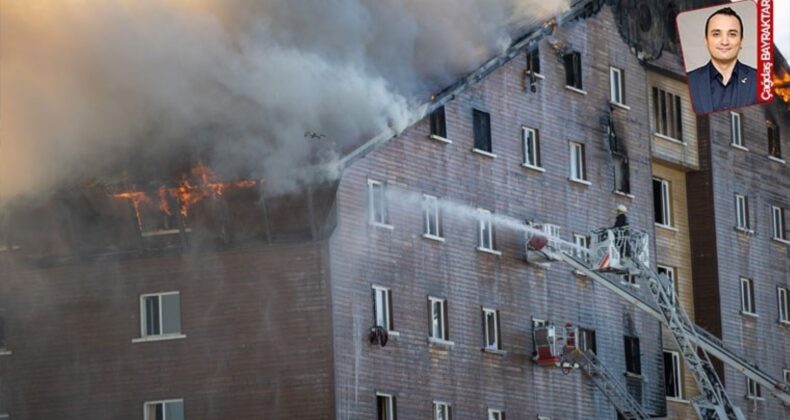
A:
[{"xmin": 704, "ymin": 7, "xmax": 744, "ymax": 39}]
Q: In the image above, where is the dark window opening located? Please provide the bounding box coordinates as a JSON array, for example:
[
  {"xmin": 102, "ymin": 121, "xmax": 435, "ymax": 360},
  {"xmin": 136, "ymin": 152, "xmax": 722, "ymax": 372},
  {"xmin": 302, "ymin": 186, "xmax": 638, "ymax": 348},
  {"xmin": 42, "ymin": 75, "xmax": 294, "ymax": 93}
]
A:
[
  {"xmin": 768, "ymin": 121, "xmax": 782, "ymax": 158},
  {"xmin": 563, "ymin": 52, "xmax": 583, "ymax": 90},
  {"xmin": 526, "ymin": 50, "xmax": 540, "ymax": 75},
  {"xmin": 652, "ymin": 87, "xmax": 683, "ymax": 141},
  {"xmin": 614, "ymin": 156, "xmax": 630, "ymax": 194},
  {"xmin": 624, "ymin": 336, "xmax": 641, "ymax": 375},
  {"xmin": 473, "ymin": 109, "xmax": 492, "ymax": 153},
  {"xmin": 430, "ymin": 106, "xmax": 447, "ymax": 138},
  {"xmin": 664, "ymin": 351, "xmax": 681, "ymax": 398},
  {"xmin": 578, "ymin": 328, "xmax": 596, "ymax": 354}
]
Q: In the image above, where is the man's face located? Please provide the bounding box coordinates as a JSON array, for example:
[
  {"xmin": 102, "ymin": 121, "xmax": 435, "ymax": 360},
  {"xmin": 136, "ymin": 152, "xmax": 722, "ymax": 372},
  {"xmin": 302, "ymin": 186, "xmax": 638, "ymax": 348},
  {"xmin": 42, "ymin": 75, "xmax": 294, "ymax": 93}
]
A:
[{"xmin": 705, "ymin": 14, "xmax": 742, "ymax": 63}]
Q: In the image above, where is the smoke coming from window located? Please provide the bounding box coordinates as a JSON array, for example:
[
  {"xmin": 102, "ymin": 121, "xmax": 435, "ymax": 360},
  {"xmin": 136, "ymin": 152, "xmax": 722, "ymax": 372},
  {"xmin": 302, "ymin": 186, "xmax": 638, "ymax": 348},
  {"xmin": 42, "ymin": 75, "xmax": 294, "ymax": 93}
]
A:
[{"xmin": 0, "ymin": 0, "xmax": 568, "ymax": 200}]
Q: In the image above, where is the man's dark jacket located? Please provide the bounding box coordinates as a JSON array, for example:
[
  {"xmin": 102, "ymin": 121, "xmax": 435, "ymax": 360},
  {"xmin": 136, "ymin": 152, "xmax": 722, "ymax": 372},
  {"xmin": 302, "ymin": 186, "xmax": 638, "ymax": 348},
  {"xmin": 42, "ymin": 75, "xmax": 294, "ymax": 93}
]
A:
[{"xmin": 687, "ymin": 60, "xmax": 757, "ymax": 114}]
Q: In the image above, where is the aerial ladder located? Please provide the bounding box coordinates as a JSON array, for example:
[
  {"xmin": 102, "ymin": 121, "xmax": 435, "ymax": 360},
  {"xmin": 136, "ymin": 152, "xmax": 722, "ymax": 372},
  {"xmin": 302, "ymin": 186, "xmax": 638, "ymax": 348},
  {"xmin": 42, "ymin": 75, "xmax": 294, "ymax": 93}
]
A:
[{"xmin": 527, "ymin": 224, "xmax": 790, "ymax": 419}]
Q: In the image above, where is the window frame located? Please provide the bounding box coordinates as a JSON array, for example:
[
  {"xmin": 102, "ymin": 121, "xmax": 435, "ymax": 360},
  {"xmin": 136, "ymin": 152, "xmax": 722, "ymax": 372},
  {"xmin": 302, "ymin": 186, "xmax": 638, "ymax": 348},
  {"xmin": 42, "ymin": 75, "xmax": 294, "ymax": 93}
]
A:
[
  {"xmin": 376, "ymin": 392, "xmax": 396, "ymax": 420},
  {"xmin": 139, "ymin": 291, "xmax": 182, "ymax": 340},
  {"xmin": 569, "ymin": 141, "xmax": 587, "ymax": 182},
  {"xmin": 423, "ymin": 195, "xmax": 442, "ymax": 239},
  {"xmin": 488, "ymin": 408, "xmax": 505, "ymax": 420},
  {"xmin": 778, "ymin": 286, "xmax": 789, "ymax": 324},
  {"xmin": 735, "ymin": 194, "xmax": 749, "ymax": 230},
  {"xmin": 522, "ymin": 127, "xmax": 542, "ymax": 170},
  {"xmin": 578, "ymin": 327, "xmax": 596, "ymax": 354},
  {"xmin": 651, "ymin": 87, "xmax": 683, "ymax": 142},
  {"xmin": 432, "ymin": 401, "xmax": 451, "ymax": 420},
  {"xmin": 653, "ymin": 178, "xmax": 672, "ymax": 227},
  {"xmin": 429, "ymin": 106, "xmax": 447, "ymax": 140},
  {"xmin": 372, "ymin": 285, "xmax": 393, "ymax": 331},
  {"xmin": 624, "ymin": 335, "xmax": 641, "ymax": 376},
  {"xmin": 771, "ymin": 205, "xmax": 787, "ymax": 240},
  {"xmin": 526, "ymin": 50, "xmax": 541, "ymax": 76},
  {"xmin": 730, "ymin": 112, "xmax": 744, "ymax": 148},
  {"xmin": 563, "ymin": 51, "xmax": 583, "ymax": 90},
  {"xmin": 664, "ymin": 350, "xmax": 683, "ymax": 400},
  {"xmin": 428, "ymin": 297, "xmax": 449, "ymax": 341},
  {"xmin": 740, "ymin": 277, "xmax": 756, "ymax": 315},
  {"xmin": 482, "ymin": 307, "xmax": 501, "ymax": 351},
  {"xmin": 143, "ymin": 399, "xmax": 184, "ymax": 420},
  {"xmin": 473, "ymin": 109, "xmax": 493, "ymax": 154},
  {"xmin": 573, "ymin": 233, "xmax": 589, "ymax": 261},
  {"xmin": 477, "ymin": 209, "xmax": 497, "ymax": 253},
  {"xmin": 746, "ymin": 377, "xmax": 762, "ymax": 399},
  {"xmin": 609, "ymin": 66, "xmax": 625, "ymax": 105},
  {"xmin": 368, "ymin": 179, "xmax": 390, "ymax": 227},
  {"xmin": 657, "ymin": 265, "xmax": 676, "ymax": 294},
  {"xmin": 767, "ymin": 120, "xmax": 782, "ymax": 159}
]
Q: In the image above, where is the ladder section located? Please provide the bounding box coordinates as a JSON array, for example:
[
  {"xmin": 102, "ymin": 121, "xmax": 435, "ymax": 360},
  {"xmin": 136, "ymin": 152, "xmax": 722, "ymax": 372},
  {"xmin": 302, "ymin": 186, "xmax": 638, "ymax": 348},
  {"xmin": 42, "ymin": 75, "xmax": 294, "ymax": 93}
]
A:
[{"xmin": 564, "ymin": 348, "xmax": 650, "ymax": 420}]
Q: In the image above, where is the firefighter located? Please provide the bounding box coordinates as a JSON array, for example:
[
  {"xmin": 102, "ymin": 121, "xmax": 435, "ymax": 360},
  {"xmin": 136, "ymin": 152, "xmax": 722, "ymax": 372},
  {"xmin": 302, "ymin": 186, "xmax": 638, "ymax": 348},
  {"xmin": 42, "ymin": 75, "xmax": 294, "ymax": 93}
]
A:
[
  {"xmin": 613, "ymin": 204, "xmax": 628, "ymax": 229},
  {"xmin": 613, "ymin": 205, "xmax": 630, "ymax": 259}
]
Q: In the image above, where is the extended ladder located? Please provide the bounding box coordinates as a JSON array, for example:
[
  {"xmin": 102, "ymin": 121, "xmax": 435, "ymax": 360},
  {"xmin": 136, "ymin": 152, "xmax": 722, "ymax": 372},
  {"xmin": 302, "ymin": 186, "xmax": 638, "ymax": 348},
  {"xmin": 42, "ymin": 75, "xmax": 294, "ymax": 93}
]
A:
[{"xmin": 564, "ymin": 347, "xmax": 650, "ymax": 420}]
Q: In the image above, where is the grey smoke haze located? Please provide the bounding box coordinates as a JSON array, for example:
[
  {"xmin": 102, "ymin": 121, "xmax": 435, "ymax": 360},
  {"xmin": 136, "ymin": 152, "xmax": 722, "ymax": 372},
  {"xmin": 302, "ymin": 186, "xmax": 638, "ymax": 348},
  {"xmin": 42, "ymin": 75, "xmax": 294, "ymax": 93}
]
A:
[{"xmin": 0, "ymin": 0, "xmax": 568, "ymax": 200}]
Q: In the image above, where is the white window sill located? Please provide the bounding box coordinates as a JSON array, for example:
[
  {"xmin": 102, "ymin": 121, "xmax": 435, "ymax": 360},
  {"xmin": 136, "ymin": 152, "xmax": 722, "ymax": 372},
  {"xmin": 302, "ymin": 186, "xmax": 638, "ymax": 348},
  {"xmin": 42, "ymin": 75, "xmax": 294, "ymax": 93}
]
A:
[
  {"xmin": 471, "ymin": 148, "xmax": 497, "ymax": 159},
  {"xmin": 386, "ymin": 330, "xmax": 401, "ymax": 339},
  {"xmin": 655, "ymin": 223, "xmax": 678, "ymax": 232},
  {"xmin": 477, "ymin": 246, "xmax": 502, "ymax": 256},
  {"xmin": 654, "ymin": 133, "xmax": 687, "ymax": 145},
  {"xmin": 482, "ymin": 347, "xmax": 507, "ymax": 356},
  {"xmin": 428, "ymin": 134, "xmax": 452, "ymax": 144},
  {"xmin": 613, "ymin": 190, "xmax": 635, "ymax": 199},
  {"xmin": 731, "ymin": 143, "xmax": 749, "ymax": 152},
  {"xmin": 132, "ymin": 334, "xmax": 187, "ymax": 343},
  {"xmin": 734, "ymin": 226, "xmax": 754, "ymax": 235},
  {"xmin": 573, "ymin": 269, "xmax": 588, "ymax": 277},
  {"xmin": 768, "ymin": 155, "xmax": 786, "ymax": 164},
  {"xmin": 525, "ymin": 72, "xmax": 545, "ymax": 80},
  {"xmin": 565, "ymin": 85, "xmax": 587, "ymax": 95},
  {"xmin": 521, "ymin": 163, "xmax": 546, "ymax": 173},
  {"xmin": 778, "ymin": 320, "xmax": 790, "ymax": 326},
  {"xmin": 739, "ymin": 311, "xmax": 758, "ymax": 319},
  {"xmin": 0, "ymin": 349, "xmax": 12, "ymax": 356},
  {"xmin": 370, "ymin": 222, "xmax": 394, "ymax": 230},
  {"xmin": 141, "ymin": 229, "xmax": 184, "ymax": 238},
  {"xmin": 771, "ymin": 237, "xmax": 790, "ymax": 245},
  {"xmin": 568, "ymin": 178, "xmax": 591, "ymax": 186},
  {"xmin": 428, "ymin": 337, "xmax": 455, "ymax": 349},
  {"xmin": 666, "ymin": 397, "xmax": 689, "ymax": 404},
  {"xmin": 610, "ymin": 101, "xmax": 630, "ymax": 110},
  {"xmin": 624, "ymin": 372, "xmax": 643, "ymax": 379},
  {"xmin": 745, "ymin": 396, "xmax": 765, "ymax": 401},
  {"xmin": 422, "ymin": 234, "xmax": 445, "ymax": 243}
]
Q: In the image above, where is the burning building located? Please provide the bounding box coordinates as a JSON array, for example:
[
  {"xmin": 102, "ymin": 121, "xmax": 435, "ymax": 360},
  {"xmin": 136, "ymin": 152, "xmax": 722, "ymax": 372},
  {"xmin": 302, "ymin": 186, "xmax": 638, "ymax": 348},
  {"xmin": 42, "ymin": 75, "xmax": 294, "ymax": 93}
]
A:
[{"xmin": 0, "ymin": 0, "xmax": 788, "ymax": 419}]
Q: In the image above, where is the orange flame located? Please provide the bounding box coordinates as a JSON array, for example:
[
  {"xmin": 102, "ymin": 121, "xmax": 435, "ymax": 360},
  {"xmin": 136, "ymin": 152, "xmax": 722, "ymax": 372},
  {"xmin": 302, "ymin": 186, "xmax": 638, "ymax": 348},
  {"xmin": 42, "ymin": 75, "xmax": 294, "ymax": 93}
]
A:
[
  {"xmin": 773, "ymin": 71, "xmax": 790, "ymax": 103},
  {"xmin": 113, "ymin": 190, "xmax": 150, "ymax": 232}
]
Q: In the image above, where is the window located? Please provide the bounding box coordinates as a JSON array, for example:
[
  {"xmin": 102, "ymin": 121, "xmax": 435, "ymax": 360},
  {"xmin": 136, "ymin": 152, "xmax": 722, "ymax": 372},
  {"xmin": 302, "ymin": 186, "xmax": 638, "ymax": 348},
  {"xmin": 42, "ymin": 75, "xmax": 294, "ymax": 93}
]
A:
[
  {"xmin": 433, "ymin": 401, "xmax": 451, "ymax": 420},
  {"xmin": 624, "ymin": 336, "xmax": 641, "ymax": 375},
  {"xmin": 656, "ymin": 265, "xmax": 677, "ymax": 302},
  {"xmin": 578, "ymin": 328, "xmax": 596, "ymax": 354},
  {"xmin": 373, "ymin": 286, "xmax": 393, "ymax": 331},
  {"xmin": 140, "ymin": 292, "xmax": 181, "ymax": 338},
  {"xmin": 423, "ymin": 195, "xmax": 442, "ymax": 238},
  {"xmin": 610, "ymin": 67, "xmax": 624, "ymax": 104},
  {"xmin": 622, "ymin": 274, "xmax": 638, "ymax": 286},
  {"xmin": 522, "ymin": 127, "xmax": 541, "ymax": 169},
  {"xmin": 731, "ymin": 112, "xmax": 743, "ymax": 147},
  {"xmin": 573, "ymin": 234, "xmax": 589, "ymax": 261},
  {"xmin": 563, "ymin": 52, "xmax": 582, "ymax": 90},
  {"xmin": 376, "ymin": 393, "xmax": 396, "ymax": 420},
  {"xmin": 653, "ymin": 178, "xmax": 671, "ymax": 226},
  {"xmin": 767, "ymin": 121, "xmax": 782, "ymax": 159},
  {"xmin": 368, "ymin": 179, "xmax": 389, "ymax": 226},
  {"xmin": 0, "ymin": 316, "xmax": 6, "ymax": 350},
  {"xmin": 526, "ymin": 50, "xmax": 540, "ymax": 75},
  {"xmin": 784, "ymin": 369, "xmax": 790, "ymax": 384},
  {"xmin": 488, "ymin": 409, "xmax": 505, "ymax": 420},
  {"xmin": 613, "ymin": 155, "xmax": 630, "ymax": 194},
  {"xmin": 482, "ymin": 308, "xmax": 501, "ymax": 350},
  {"xmin": 664, "ymin": 351, "xmax": 682, "ymax": 399},
  {"xmin": 429, "ymin": 297, "xmax": 448, "ymax": 341},
  {"xmin": 532, "ymin": 318, "xmax": 547, "ymax": 329},
  {"xmin": 778, "ymin": 287, "xmax": 789, "ymax": 323},
  {"xmin": 747, "ymin": 378, "xmax": 762, "ymax": 399},
  {"xmin": 144, "ymin": 399, "xmax": 184, "ymax": 420},
  {"xmin": 652, "ymin": 87, "xmax": 683, "ymax": 141},
  {"xmin": 740, "ymin": 277, "xmax": 756, "ymax": 315},
  {"xmin": 772, "ymin": 206, "xmax": 787, "ymax": 240},
  {"xmin": 430, "ymin": 106, "xmax": 447, "ymax": 139},
  {"xmin": 569, "ymin": 142, "xmax": 587, "ymax": 182},
  {"xmin": 735, "ymin": 194, "xmax": 749, "ymax": 230},
  {"xmin": 473, "ymin": 109, "xmax": 492, "ymax": 153},
  {"xmin": 477, "ymin": 209, "xmax": 495, "ymax": 252}
]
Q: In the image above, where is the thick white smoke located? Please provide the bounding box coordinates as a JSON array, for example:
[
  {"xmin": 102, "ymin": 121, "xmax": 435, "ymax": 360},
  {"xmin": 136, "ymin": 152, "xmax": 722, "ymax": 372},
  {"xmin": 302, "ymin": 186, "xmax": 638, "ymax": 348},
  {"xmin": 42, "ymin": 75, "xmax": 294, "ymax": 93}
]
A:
[{"xmin": 0, "ymin": 0, "xmax": 568, "ymax": 199}]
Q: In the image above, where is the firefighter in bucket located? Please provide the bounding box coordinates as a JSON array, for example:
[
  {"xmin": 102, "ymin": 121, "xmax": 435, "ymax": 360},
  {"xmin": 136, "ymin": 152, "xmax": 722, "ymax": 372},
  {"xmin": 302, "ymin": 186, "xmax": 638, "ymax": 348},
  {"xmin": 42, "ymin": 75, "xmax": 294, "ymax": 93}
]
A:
[{"xmin": 612, "ymin": 205, "xmax": 630, "ymax": 259}]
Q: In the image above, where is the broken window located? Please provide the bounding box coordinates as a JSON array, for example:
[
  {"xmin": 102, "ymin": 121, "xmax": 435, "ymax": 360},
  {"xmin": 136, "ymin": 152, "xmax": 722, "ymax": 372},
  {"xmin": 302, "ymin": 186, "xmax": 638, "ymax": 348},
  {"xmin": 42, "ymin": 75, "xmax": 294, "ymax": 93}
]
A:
[
  {"xmin": 740, "ymin": 277, "xmax": 756, "ymax": 315},
  {"xmin": 569, "ymin": 142, "xmax": 587, "ymax": 182},
  {"xmin": 522, "ymin": 127, "xmax": 541, "ymax": 169},
  {"xmin": 563, "ymin": 51, "xmax": 582, "ymax": 90},
  {"xmin": 624, "ymin": 336, "xmax": 641, "ymax": 375},
  {"xmin": 653, "ymin": 178, "xmax": 672, "ymax": 226},
  {"xmin": 771, "ymin": 206, "xmax": 787, "ymax": 240},
  {"xmin": 473, "ymin": 109, "xmax": 492, "ymax": 153},
  {"xmin": 482, "ymin": 308, "xmax": 501, "ymax": 351},
  {"xmin": 652, "ymin": 87, "xmax": 683, "ymax": 141},
  {"xmin": 664, "ymin": 350, "xmax": 682, "ymax": 399},
  {"xmin": 430, "ymin": 106, "xmax": 447, "ymax": 139},
  {"xmin": 372, "ymin": 286, "xmax": 393, "ymax": 331},
  {"xmin": 735, "ymin": 194, "xmax": 749, "ymax": 230},
  {"xmin": 731, "ymin": 112, "xmax": 743, "ymax": 147},
  {"xmin": 377, "ymin": 393, "xmax": 396, "ymax": 420},
  {"xmin": 429, "ymin": 297, "xmax": 449, "ymax": 341},
  {"xmin": 613, "ymin": 155, "xmax": 630, "ymax": 194},
  {"xmin": 140, "ymin": 292, "xmax": 182, "ymax": 338},
  {"xmin": 144, "ymin": 399, "xmax": 184, "ymax": 420},
  {"xmin": 610, "ymin": 66, "xmax": 625, "ymax": 104},
  {"xmin": 368, "ymin": 179, "xmax": 389, "ymax": 226},
  {"xmin": 768, "ymin": 121, "xmax": 782, "ymax": 159},
  {"xmin": 423, "ymin": 195, "xmax": 441, "ymax": 238}
]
